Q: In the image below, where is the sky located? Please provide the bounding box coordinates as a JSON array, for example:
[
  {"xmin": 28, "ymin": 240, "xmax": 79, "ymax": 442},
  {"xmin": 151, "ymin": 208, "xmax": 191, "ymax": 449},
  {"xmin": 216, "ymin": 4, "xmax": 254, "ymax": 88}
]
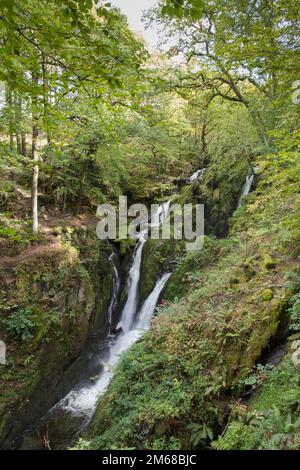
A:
[{"xmin": 110, "ymin": 0, "xmax": 160, "ymax": 51}]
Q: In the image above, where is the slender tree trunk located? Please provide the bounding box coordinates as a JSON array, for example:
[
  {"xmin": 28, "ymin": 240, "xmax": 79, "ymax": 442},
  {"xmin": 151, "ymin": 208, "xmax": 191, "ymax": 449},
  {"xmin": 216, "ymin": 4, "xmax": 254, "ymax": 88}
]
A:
[
  {"xmin": 32, "ymin": 121, "xmax": 39, "ymax": 234},
  {"xmin": 76, "ymin": 158, "xmax": 91, "ymax": 214},
  {"xmin": 5, "ymin": 84, "xmax": 14, "ymax": 150},
  {"xmin": 42, "ymin": 53, "xmax": 52, "ymax": 149},
  {"xmin": 31, "ymin": 73, "xmax": 39, "ymax": 234},
  {"xmin": 16, "ymin": 134, "xmax": 22, "ymax": 155},
  {"xmin": 76, "ymin": 170, "xmax": 86, "ymax": 215},
  {"xmin": 21, "ymin": 133, "xmax": 27, "ymax": 157},
  {"xmin": 18, "ymin": 91, "xmax": 27, "ymax": 157},
  {"xmin": 13, "ymin": 91, "xmax": 22, "ymax": 155}
]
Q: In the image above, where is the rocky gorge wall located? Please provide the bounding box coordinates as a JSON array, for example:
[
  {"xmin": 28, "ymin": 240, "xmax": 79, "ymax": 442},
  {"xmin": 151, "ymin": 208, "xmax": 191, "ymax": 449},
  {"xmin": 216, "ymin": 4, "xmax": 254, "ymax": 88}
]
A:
[
  {"xmin": 0, "ymin": 223, "xmax": 114, "ymax": 448},
  {"xmin": 82, "ymin": 151, "xmax": 300, "ymax": 450}
]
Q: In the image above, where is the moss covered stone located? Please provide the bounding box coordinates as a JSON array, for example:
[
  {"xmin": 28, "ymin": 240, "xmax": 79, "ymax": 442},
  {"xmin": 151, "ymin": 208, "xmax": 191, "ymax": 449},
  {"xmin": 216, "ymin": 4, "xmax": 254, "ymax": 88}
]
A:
[
  {"xmin": 261, "ymin": 289, "xmax": 274, "ymax": 301},
  {"xmin": 262, "ymin": 254, "xmax": 277, "ymax": 270}
]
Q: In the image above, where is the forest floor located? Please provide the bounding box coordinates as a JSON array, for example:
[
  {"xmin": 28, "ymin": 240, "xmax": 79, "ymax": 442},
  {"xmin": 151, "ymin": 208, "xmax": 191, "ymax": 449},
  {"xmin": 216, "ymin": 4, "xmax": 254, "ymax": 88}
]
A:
[{"xmin": 0, "ymin": 183, "xmax": 97, "ymax": 268}]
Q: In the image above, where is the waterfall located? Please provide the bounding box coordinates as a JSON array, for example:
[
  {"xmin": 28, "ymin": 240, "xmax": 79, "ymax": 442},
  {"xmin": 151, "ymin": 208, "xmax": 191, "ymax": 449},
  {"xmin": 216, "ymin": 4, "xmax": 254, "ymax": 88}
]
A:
[
  {"xmin": 120, "ymin": 200, "xmax": 171, "ymax": 333},
  {"xmin": 237, "ymin": 173, "xmax": 255, "ymax": 208},
  {"xmin": 120, "ymin": 232, "xmax": 147, "ymax": 333},
  {"xmin": 150, "ymin": 200, "xmax": 171, "ymax": 227},
  {"xmin": 107, "ymin": 252, "xmax": 120, "ymax": 333},
  {"xmin": 57, "ymin": 273, "xmax": 171, "ymax": 417},
  {"xmin": 17, "ymin": 201, "xmax": 172, "ymax": 449},
  {"xmin": 53, "ymin": 201, "xmax": 172, "ymax": 418},
  {"xmin": 190, "ymin": 168, "xmax": 206, "ymax": 182},
  {"xmin": 135, "ymin": 273, "xmax": 172, "ymax": 330}
]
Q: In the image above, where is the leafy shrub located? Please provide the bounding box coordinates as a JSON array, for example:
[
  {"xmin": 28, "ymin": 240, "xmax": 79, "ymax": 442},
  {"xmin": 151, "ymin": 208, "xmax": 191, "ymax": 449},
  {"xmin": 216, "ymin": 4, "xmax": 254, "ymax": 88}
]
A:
[
  {"xmin": 289, "ymin": 292, "xmax": 300, "ymax": 332},
  {"xmin": 187, "ymin": 422, "xmax": 214, "ymax": 448},
  {"xmin": 0, "ymin": 181, "xmax": 16, "ymax": 208},
  {"xmin": 3, "ymin": 307, "xmax": 34, "ymax": 341},
  {"xmin": 240, "ymin": 363, "xmax": 274, "ymax": 387},
  {"xmin": 212, "ymin": 358, "xmax": 300, "ymax": 450}
]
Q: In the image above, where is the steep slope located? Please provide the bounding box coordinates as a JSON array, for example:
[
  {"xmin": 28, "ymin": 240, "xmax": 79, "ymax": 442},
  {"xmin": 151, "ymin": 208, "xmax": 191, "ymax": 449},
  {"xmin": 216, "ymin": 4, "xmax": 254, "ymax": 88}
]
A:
[
  {"xmin": 0, "ymin": 218, "xmax": 114, "ymax": 448},
  {"xmin": 81, "ymin": 149, "xmax": 300, "ymax": 450}
]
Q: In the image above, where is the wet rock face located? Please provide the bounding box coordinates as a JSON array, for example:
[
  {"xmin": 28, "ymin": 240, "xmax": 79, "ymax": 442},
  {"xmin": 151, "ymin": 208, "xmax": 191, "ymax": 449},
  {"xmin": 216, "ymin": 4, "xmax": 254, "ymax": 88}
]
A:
[
  {"xmin": 139, "ymin": 238, "xmax": 183, "ymax": 305},
  {"xmin": 0, "ymin": 234, "xmax": 114, "ymax": 449}
]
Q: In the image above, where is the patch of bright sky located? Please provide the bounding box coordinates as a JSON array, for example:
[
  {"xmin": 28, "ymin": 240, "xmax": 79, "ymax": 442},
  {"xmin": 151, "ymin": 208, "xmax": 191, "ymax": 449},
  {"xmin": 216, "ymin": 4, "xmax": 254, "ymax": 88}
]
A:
[{"xmin": 110, "ymin": 0, "xmax": 160, "ymax": 51}]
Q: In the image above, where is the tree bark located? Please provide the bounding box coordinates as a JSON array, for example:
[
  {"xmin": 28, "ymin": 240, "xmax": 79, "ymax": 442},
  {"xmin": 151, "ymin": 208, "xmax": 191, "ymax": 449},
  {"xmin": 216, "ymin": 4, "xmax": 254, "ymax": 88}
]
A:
[
  {"xmin": 16, "ymin": 134, "xmax": 22, "ymax": 155},
  {"xmin": 21, "ymin": 132, "xmax": 27, "ymax": 157},
  {"xmin": 31, "ymin": 73, "xmax": 39, "ymax": 234},
  {"xmin": 31, "ymin": 121, "xmax": 39, "ymax": 234},
  {"xmin": 5, "ymin": 84, "xmax": 14, "ymax": 150},
  {"xmin": 18, "ymin": 91, "xmax": 27, "ymax": 156}
]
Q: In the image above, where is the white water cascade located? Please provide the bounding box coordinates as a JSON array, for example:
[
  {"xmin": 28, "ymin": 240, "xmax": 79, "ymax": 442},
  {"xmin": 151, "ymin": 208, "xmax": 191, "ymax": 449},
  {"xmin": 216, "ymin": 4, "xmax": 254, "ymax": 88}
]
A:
[
  {"xmin": 119, "ymin": 201, "xmax": 170, "ymax": 332},
  {"xmin": 120, "ymin": 232, "xmax": 147, "ymax": 333},
  {"xmin": 107, "ymin": 252, "xmax": 121, "ymax": 332},
  {"xmin": 190, "ymin": 168, "xmax": 206, "ymax": 182},
  {"xmin": 237, "ymin": 174, "xmax": 254, "ymax": 208},
  {"xmin": 150, "ymin": 200, "xmax": 171, "ymax": 227},
  {"xmin": 135, "ymin": 273, "xmax": 172, "ymax": 330},
  {"xmin": 58, "ymin": 272, "xmax": 171, "ymax": 417},
  {"xmin": 53, "ymin": 201, "xmax": 172, "ymax": 418}
]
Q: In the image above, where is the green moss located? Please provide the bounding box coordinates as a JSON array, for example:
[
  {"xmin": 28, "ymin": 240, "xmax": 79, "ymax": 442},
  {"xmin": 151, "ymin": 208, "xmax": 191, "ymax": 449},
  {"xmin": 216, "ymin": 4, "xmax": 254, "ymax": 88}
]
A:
[
  {"xmin": 84, "ymin": 151, "xmax": 300, "ymax": 450},
  {"xmin": 0, "ymin": 229, "xmax": 114, "ymax": 446},
  {"xmin": 139, "ymin": 238, "xmax": 184, "ymax": 302},
  {"xmin": 262, "ymin": 254, "xmax": 277, "ymax": 270},
  {"xmin": 175, "ymin": 154, "xmax": 249, "ymax": 237},
  {"xmin": 261, "ymin": 289, "xmax": 274, "ymax": 301}
]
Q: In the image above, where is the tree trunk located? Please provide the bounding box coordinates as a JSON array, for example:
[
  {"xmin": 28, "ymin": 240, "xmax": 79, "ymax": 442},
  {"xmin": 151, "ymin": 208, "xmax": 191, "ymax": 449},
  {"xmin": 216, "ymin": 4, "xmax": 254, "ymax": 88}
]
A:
[
  {"xmin": 76, "ymin": 158, "xmax": 91, "ymax": 214},
  {"xmin": 21, "ymin": 133, "xmax": 27, "ymax": 157},
  {"xmin": 76, "ymin": 170, "xmax": 86, "ymax": 215},
  {"xmin": 5, "ymin": 84, "xmax": 14, "ymax": 150},
  {"xmin": 16, "ymin": 134, "xmax": 22, "ymax": 155},
  {"xmin": 31, "ymin": 73, "xmax": 39, "ymax": 234},
  {"xmin": 13, "ymin": 91, "xmax": 22, "ymax": 155},
  {"xmin": 16, "ymin": 94, "xmax": 27, "ymax": 156},
  {"xmin": 32, "ymin": 121, "xmax": 39, "ymax": 234}
]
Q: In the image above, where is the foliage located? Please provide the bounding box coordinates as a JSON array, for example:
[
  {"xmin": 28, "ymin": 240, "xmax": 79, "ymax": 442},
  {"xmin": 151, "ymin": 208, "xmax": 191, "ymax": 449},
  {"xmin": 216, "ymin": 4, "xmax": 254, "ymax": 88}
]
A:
[
  {"xmin": 150, "ymin": 0, "xmax": 300, "ymax": 148},
  {"xmin": 3, "ymin": 307, "xmax": 34, "ymax": 341},
  {"xmin": 84, "ymin": 149, "xmax": 300, "ymax": 450},
  {"xmin": 0, "ymin": 0, "xmax": 299, "ymax": 453},
  {"xmin": 239, "ymin": 364, "xmax": 274, "ymax": 388},
  {"xmin": 161, "ymin": 0, "xmax": 205, "ymax": 19},
  {"xmin": 186, "ymin": 422, "xmax": 214, "ymax": 448},
  {"xmin": 289, "ymin": 292, "xmax": 300, "ymax": 333},
  {"xmin": 212, "ymin": 358, "xmax": 300, "ymax": 450}
]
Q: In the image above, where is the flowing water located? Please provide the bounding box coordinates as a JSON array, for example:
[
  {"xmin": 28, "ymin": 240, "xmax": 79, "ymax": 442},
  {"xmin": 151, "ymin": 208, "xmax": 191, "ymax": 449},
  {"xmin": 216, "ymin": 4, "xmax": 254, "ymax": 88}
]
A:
[
  {"xmin": 237, "ymin": 173, "xmax": 255, "ymax": 208},
  {"xmin": 107, "ymin": 251, "xmax": 121, "ymax": 333},
  {"xmin": 135, "ymin": 273, "xmax": 172, "ymax": 330},
  {"xmin": 16, "ymin": 168, "xmax": 253, "ymax": 449},
  {"xmin": 58, "ymin": 272, "xmax": 171, "ymax": 419},
  {"xmin": 190, "ymin": 168, "xmax": 206, "ymax": 182},
  {"xmin": 120, "ymin": 232, "xmax": 147, "ymax": 333},
  {"xmin": 17, "ymin": 201, "xmax": 172, "ymax": 449}
]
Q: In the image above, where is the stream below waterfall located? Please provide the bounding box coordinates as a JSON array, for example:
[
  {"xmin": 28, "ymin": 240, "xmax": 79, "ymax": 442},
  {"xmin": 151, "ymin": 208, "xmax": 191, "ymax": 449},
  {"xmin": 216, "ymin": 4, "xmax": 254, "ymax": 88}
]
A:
[{"xmin": 16, "ymin": 203, "xmax": 172, "ymax": 450}]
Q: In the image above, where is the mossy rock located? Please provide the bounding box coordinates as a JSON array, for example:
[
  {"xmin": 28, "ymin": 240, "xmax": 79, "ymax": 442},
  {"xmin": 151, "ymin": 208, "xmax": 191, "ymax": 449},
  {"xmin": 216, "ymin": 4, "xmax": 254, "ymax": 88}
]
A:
[
  {"xmin": 139, "ymin": 238, "xmax": 184, "ymax": 303},
  {"xmin": 262, "ymin": 254, "xmax": 277, "ymax": 270},
  {"xmin": 261, "ymin": 289, "xmax": 273, "ymax": 301}
]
